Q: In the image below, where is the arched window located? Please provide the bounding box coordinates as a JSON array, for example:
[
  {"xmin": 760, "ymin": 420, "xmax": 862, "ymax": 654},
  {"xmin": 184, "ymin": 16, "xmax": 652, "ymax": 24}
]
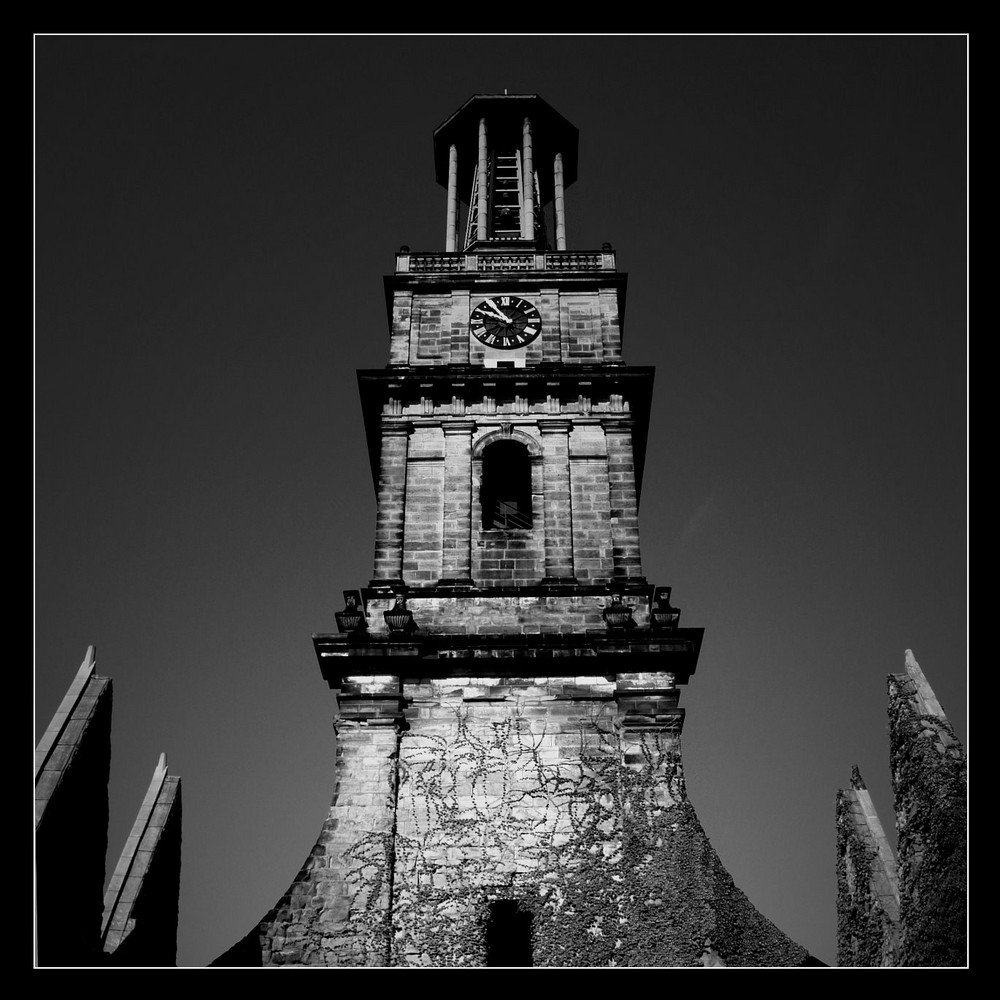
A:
[{"xmin": 481, "ymin": 440, "xmax": 532, "ymax": 529}]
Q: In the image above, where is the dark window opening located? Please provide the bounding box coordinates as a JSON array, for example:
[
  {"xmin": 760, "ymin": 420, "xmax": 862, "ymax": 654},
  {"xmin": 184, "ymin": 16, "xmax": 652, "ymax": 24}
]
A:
[
  {"xmin": 485, "ymin": 900, "xmax": 533, "ymax": 967},
  {"xmin": 481, "ymin": 441, "xmax": 532, "ymax": 529}
]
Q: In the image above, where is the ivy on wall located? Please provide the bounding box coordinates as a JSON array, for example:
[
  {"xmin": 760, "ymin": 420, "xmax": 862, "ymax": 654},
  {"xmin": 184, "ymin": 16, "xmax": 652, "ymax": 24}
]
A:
[
  {"xmin": 889, "ymin": 680, "xmax": 967, "ymax": 968},
  {"xmin": 335, "ymin": 701, "xmax": 810, "ymax": 967},
  {"xmin": 834, "ymin": 792, "xmax": 898, "ymax": 966}
]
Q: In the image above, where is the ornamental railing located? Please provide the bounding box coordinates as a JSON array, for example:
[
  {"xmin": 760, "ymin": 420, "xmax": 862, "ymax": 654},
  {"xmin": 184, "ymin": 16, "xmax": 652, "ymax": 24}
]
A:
[{"xmin": 396, "ymin": 250, "xmax": 616, "ymax": 274}]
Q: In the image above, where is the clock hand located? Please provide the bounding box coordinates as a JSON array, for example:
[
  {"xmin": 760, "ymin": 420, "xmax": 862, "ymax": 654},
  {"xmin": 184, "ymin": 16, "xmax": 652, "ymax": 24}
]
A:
[{"xmin": 482, "ymin": 299, "xmax": 511, "ymax": 323}]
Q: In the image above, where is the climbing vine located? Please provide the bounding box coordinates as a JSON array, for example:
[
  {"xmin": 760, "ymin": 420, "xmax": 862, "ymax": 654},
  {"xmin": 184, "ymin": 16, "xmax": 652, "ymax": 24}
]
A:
[
  {"xmin": 888, "ymin": 680, "xmax": 967, "ymax": 967},
  {"xmin": 334, "ymin": 701, "xmax": 808, "ymax": 967}
]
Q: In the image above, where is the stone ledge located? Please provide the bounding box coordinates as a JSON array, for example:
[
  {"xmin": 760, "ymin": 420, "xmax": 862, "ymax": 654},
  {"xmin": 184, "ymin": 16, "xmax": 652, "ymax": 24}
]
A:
[{"xmin": 314, "ymin": 628, "xmax": 703, "ymax": 687}]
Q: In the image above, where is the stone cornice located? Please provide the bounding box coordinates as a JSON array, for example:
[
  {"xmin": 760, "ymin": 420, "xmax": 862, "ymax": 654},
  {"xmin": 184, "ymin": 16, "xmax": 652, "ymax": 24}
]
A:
[{"xmin": 313, "ymin": 627, "xmax": 703, "ymax": 686}]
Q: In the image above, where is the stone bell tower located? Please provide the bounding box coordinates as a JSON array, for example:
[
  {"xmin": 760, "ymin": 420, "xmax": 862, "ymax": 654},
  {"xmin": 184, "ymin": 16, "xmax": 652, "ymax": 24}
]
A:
[{"xmin": 225, "ymin": 94, "xmax": 819, "ymax": 968}]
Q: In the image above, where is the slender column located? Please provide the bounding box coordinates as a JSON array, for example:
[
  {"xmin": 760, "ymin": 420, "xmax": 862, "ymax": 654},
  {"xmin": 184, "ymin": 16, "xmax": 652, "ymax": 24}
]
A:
[
  {"xmin": 521, "ymin": 117, "xmax": 534, "ymax": 240},
  {"xmin": 540, "ymin": 420, "xmax": 576, "ymax": 582},
  {"xmin": 476, "ymin": 117, "xmax": 489, "ymax": 243},
  {"xmin": 445, "ymin": 143, "xmax": 459, "ymax": 252},
  {"xmin": 553, "ymin": 151, "xmax": 567, "ymax": 250},
  {"xmin": 603, "ymin": 419, "xmax": 643, "ymax": 580},
  {"xmin": 439, "ymin": 420, "xmax": 476, "ymax": 585},
  {"xmin": 371, "ymin": 422, "xmax": 412, "ymax": 587}
]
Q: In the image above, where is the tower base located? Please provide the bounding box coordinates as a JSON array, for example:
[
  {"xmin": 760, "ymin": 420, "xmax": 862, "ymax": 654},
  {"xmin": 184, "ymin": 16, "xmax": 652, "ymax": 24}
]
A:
[{"xmin": 218, "ymin": 667, "xmax": 817, "ymax": 967}]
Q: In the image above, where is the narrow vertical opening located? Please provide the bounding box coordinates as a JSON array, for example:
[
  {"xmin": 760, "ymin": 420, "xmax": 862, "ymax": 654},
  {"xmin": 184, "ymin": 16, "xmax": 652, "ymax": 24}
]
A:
[
  {"xmin": 485, "ymin": 900, "xmax": 532, "ymax": 967},
  {"xmin": 490, "ymin": 149, "xmax": 523, "ymax": 241},
  {"xmin": 482, "ymin": 440, "xmax": 532, "ymax": 529}
]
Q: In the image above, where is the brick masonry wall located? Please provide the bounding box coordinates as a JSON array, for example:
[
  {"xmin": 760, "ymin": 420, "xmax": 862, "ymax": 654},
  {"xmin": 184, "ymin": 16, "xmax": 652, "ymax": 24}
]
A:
[
  {"xmin": 570, "ymin": 426, "xmax": 614, "ymax": 583},
  {"xmin": 412, "ymin": 295, "xmax": 450, "ymax": 363},
  {"xmin": 474, "ymin": 529, "xmax": 545, "ymax": 587},
  {"xmin": 605, "ymin": 420, "xmax": 643, "ymax": 579},
  {"xmin": 540, "ymin": 421, "xmax": 574, "ymax": 580},
  {"xmin": 372, "ymin": 424, "xmax": 409, "ymax": 583},
  {"xmin": 389, "ymin": 287, "xmax": 624, "ymax": 367},
  {"xmin": 599, "ymin": 288, "xmax": 622, "ymax": 362},
  {"xmin": 442, "ymin": 422, "xmax": 474, "ymax": 581},
  {"xmin": 402, "ymin": 426, "xmax": 445, "ymax": 586},
  {"xmin": 560, "ymin": 294, "xmax": 602, "ymax": 362},
  {"xmin": 260, "ymin": 700, "xmax": 401, "ymax": 966},
  {"xmin": 363, "ymin": 592, "xmax": 652, "ymax": 635},
  {"xmin": 449, "ymin": 289, "xmax": 471, "ymax": 363},
  {"xmin": 384, "ymin": 417, "xmax": 640, "ymax": 593},
  {"xmin": 389, "ymin": 291, "xmax": 412, "ymax": 366},
  {"xmin": 538, "ymin": 288, "xmax": 560, "ymax": 364}
]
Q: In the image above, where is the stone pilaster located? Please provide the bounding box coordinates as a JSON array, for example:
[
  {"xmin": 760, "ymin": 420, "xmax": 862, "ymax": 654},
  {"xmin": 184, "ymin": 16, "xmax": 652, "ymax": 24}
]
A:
[
  {"xmin": 450, "ymin": 290, "xmax": 471, "ymax": 363},
  {"xmin": 439, "ymin": 421, "xmax": 475, "ymax": 585},
  {"xmin": 599, "ymin": 287, "xmax": 622, "ymax": 362},
  {"xmin": 603, "ymin": 418, "xmax": 643, "ymax": 581},
  {"xmin": 388, "ymin": 291, "xmax": 412, "ymax": 365},
  {"xmin": 540, "ymin": 420, "xmax": 575, "ymax": 583},
  {"xmin": 371, "ymin": 422, "xmax": 411, "ymax": 587}
]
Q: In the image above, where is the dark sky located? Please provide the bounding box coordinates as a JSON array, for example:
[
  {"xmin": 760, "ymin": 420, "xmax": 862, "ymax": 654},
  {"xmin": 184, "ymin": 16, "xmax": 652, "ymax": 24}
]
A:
[{"xmin": 35, "ymin": 35, "xmax": 966, "ymax": 967}]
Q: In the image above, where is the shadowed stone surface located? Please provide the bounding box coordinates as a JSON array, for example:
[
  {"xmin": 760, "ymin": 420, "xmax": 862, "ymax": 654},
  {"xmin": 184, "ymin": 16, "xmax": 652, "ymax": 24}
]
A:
[
  {"xmin": 102, "ymin": 755, "xmax": 183, "ymax": 966},
  {"xmin": 35, "ymin": 648, "xmax": 112, "ymax": 967},
  {"xmin": 836, "ymin": 766, "xmax": 900, "ymax": 966},
  {"xmin": 836, "ymin": 651, "xmax": 967, "ymax": 968},
  {"xmin": 890, "ymin": 651, "xmax": 967, "ymax": 967}
]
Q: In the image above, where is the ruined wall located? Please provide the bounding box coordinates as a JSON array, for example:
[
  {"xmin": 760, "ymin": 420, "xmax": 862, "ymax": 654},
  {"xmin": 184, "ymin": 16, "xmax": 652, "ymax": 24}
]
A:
[
  {"xmin": 889, "ymin": 651, "xmax": 967, "ymax": 967},
  {"xmin": 35, "ymin": 653, "xmax": 113, "ymax": 967},
  {"xmin": 102, "ymin": 759, "xmax": 183, "ymax": 966},
  {"xmin": 36, "ymin": 650, "xmax": 183, "ymax": 968},
  {"xmin": 836, "ymin": 651, "xmax": 966, "ymax": 968},
  {"xmin": 835, "ymin": 766, "xmax": 900, "ymax": 967}
]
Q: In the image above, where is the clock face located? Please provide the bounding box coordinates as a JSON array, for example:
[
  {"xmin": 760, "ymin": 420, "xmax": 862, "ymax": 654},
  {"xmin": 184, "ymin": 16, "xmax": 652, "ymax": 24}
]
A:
[{"xmin": 470, "ymin": 295, "xmax": 542, "ymax": 350}]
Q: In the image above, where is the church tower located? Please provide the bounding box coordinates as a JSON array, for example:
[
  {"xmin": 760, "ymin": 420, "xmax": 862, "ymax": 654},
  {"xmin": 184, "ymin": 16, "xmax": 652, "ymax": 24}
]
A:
[{"xmin": 228, "ymin": 94, "xmax": 818, "ymax": 968}]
